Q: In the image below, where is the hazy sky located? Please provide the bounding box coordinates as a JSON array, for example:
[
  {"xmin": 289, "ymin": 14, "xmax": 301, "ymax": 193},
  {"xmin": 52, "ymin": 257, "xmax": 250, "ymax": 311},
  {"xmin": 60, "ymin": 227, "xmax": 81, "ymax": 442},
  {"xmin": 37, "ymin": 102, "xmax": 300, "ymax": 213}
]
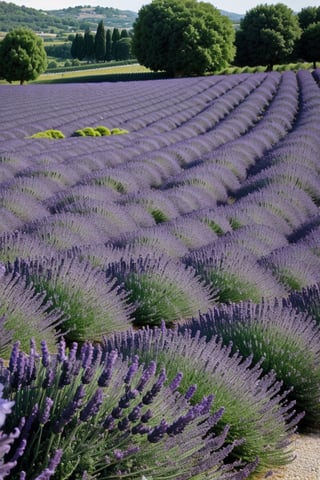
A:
[{"xmin": 6, "ymin": 0, "xmax": 320, "ymax": 15}]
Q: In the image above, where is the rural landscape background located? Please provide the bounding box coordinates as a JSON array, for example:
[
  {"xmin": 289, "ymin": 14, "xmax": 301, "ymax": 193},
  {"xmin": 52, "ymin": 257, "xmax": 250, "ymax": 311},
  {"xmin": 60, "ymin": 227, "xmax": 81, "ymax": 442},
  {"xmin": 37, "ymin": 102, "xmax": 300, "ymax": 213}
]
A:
[{"xmin": 0, "ymin": 1, "xmax": 320, "ymax": 479}]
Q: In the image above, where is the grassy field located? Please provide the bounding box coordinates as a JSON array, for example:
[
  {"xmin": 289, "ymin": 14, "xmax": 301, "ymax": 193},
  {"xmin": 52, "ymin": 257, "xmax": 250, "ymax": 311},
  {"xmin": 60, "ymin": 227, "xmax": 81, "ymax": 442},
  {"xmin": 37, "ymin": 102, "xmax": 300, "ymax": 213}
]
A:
[{"xmin": 0, "ymin": 61, "xmax": 314, "ymax": 85}]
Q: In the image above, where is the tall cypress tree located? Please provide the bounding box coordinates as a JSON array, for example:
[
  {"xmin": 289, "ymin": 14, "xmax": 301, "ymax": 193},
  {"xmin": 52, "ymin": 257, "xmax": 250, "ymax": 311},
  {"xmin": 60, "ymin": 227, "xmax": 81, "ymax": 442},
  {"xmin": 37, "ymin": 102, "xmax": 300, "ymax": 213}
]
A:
[
  {"xmin": 120, "ymin": 29, "xmax": 129, "ymax": 38},
  {"xmin": 111, "ymin": 27, "xmax": 121, "ymax": 60},
  {"xmin": 105, "ymin": 28, "xmax": 112, "ymax": 61},
  {"xmin": 95, "ymin": 20, "xmax": 106, "ymax": 62},
  {"xmin": 71, "ymin": 33, "xmax": 85, "ymax": 60},
  {"xmin": 84, "ymin": 27, "xmax": 95, "ymax": 62}
]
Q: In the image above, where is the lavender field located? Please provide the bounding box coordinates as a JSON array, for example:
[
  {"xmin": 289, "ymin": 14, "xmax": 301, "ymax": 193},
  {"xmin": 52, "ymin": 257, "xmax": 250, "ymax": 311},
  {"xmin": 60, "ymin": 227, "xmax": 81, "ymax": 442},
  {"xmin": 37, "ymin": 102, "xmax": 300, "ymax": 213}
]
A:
[{"xmin": 0, "ymin": 68, "xmax": 320, "ymax": 479}]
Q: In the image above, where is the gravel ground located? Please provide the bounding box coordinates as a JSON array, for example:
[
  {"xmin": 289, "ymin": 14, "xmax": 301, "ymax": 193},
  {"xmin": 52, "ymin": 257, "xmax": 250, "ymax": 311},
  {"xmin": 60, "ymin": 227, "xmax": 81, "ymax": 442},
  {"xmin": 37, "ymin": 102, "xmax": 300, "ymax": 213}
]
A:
[{"xmin": 255, "ymin": 433, "xmax": 320, "ymax": 479}]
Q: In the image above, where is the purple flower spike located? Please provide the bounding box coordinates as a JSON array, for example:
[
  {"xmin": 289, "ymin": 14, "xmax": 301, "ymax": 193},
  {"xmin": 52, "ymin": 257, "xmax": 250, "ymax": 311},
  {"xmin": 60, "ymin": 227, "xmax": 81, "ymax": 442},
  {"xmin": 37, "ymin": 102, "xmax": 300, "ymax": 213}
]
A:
[
  {"xmin": 9, "ymin": 341, "xmax": 20, "ymax": 374},
  {"xmin": 169, "ymin": 372, "xmax": 183, "ymax": 392},
  {"xmin": 39, "ymin": 397, "xmax": 54, "ymax": 426},
  {"xmin": 184, "ymin": 384, "xmax": 197, "ymax": 400},
  {"xmin": 136, "ymin": 361, "xmax": 157, "ymax": 392},
  {"xmin": 80, "ymin": 342, "xmax": 94, "ymax": 369},
  {"xmin": 147, "ymin": 419, "xmax": 168, "ymax": 443},
  {"xmin": 98, "ymin": 350, "xmax": 118, "ymax": 387},
  {"xmin": 57, "ymin": 338, "xmax": 67, "ymax": 363},
  {"xmin": 80, "ymin": 388, "xmax": 103, "ymax": 422},
  {"xmin": 41, "ymin": 340, "xmax": 51, "ymax": 368},
  {"xmin": 124, "ymin": 355, "xmax": 139, "ymax": 385}
]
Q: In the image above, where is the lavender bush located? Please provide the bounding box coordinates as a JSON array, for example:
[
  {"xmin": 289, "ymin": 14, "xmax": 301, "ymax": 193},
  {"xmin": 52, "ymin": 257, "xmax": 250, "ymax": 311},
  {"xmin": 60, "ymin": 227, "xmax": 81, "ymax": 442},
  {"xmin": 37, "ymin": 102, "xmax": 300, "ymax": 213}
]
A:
[
  {"xmin": 183, "ymin": 242, "xmax": 286, "ymax": 303},
  {"xmin": 187, "ymin": 301, "xmax": 320, "ymax": 428},
  {"xmin": 11, "ymin": 255, "xmax": 133, "ymax": 342},
  {"xmin": 105, "ymin": 323, "xmax": 301, "ymax": 473},
  {"xmin": 0, "ymin": 339, "xmax": 256, "ymax": 479},
  {"xmin": 0, "ymin": 268, "xmax": 63, "ymax": 357},
  {"xmin": 106, "ymin": 252, "xmax": 214, "ymax": 326}
]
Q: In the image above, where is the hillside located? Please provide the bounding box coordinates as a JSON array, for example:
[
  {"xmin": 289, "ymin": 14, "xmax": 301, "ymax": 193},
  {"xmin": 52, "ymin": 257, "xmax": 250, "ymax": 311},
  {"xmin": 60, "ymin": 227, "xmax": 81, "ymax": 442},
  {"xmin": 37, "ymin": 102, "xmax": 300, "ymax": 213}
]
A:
[
  {"xmin": 0, "ymin": 2, "xmax": 137, "ymax": 32},
  {"xmin": 0, "ymin": 2, "xmax": 242, "ymax": 34}
]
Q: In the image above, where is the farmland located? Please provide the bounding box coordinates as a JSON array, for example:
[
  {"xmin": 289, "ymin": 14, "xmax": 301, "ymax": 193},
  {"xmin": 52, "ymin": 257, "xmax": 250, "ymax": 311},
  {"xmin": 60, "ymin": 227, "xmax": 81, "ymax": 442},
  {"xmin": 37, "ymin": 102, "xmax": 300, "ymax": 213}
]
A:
[{"xmin": 0, "ymin": 68, "xmax": 320, "ymax": 478}]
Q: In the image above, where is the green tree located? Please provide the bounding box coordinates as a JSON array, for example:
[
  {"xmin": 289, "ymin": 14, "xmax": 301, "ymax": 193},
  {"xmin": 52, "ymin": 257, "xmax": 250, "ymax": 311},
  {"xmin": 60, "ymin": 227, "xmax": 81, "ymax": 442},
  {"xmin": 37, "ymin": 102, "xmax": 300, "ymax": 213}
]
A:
[
  {"xmin": 234, "ymin": 3, "xmax": 301, "ymax": 71},
  {"xmin": 105, "ymin": 28, "xmax": 112, "ymax": 61},
  {"xmin": 84, "ymin": 27, "xmax": 95, "ymax": 62},
  {"xmin": 70, "ymin": 33, "xmax": 85, "ymax": 60},
  {"xmin": 0, "ymin": 27, "xmax": 47, "ymax": 84},
  {"xmin": 111, "ymin": 27, "xmax": 121, "ymax": 59},
  {"xmin": 95, "ymin": 20, "xmax": 106, "ymax": 62},
  {"xmin": 298, "ymin": 22, "xmax": 320, "ymax": 68},
  {"xmin": 132, "ymin": 0, "xmax": 235, "ymax": 76},
  {"xmin": 120, "ymin": 29, "xmax": 129, "ymax": 38},
  {"xmin": 298, "ymin": 6, "xmax": 320, "ymax": 30},
  {"xmin": 113, "ymin": 37, "xmax": 132, "ymax": 61}
]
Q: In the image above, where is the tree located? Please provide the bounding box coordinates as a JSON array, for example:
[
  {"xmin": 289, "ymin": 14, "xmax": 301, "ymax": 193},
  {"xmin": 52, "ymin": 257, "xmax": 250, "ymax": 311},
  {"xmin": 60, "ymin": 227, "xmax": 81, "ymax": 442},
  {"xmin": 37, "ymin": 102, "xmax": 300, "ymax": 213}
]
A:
[
  {"xmin": 105, "ymin": 28, "xmax": 112, "ymax": 61},
  {"xmin": 95, "ymin": 20, "xmax": 106, "ymax": 62},
  {"xmin": 298, "ymin": 6, "xmax": 320, "ymax": 30},
  {"xmin": 113, "ymin": 37, "xmax": 132, "ymax": 61},
  {"xmin": 71, "ymin": 33, "xmax": 85, "ymax": 60},
  {"xmin": 111, "ymin": 27, "xmax": 121, "ymax": 60},
  {"xmin": 132, "ymin": 0, "xmax": 235, "ymax": 76},
  {"xmin": 235, "ymin": 3, "xmax": 301, "ymax": 71},
  {"xmin": 84, "ymin": 27, "xmax": 95, "ymax": 62},
  {"xmin": 120, "ymin": 29, "xmax": 129, "ymax": 38},
  {"xmin": 0, "ymin": 27, "xmax": 47, "ymax": 84},
  {"xmin": 298, "ymin": 22, "xmax": 320, "ymax": 68}
]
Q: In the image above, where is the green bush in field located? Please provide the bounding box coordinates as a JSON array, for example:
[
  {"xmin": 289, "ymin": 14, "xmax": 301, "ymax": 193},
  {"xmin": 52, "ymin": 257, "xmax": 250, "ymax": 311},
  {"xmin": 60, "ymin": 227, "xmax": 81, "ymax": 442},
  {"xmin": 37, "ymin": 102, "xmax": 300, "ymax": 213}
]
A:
[
  {"xmin": 27, "ymin": 129, "xmax": 65, "ymax": 139},
  {"xmin": 27, "ymin": 127, "xmax": 128, "ymax": 139},
  {"xmin": 71, "ymin": 126, "xmax": 129, "ymax": 137},
  {"xmin": 95, "ymin": 125, "xmax": 111, "ymax": 135}
]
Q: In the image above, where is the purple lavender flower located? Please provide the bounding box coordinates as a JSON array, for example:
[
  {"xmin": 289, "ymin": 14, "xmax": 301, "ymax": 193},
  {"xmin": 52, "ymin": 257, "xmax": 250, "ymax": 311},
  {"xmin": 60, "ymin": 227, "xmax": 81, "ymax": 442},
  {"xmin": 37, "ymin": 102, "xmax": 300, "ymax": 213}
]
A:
[
  {"xmin": 39, "ymin": 397, "xmax": 54, "ymax": 426},
  {"xmin": 79, "ymin": 388, "xmax": 103, "ymax": 422}
]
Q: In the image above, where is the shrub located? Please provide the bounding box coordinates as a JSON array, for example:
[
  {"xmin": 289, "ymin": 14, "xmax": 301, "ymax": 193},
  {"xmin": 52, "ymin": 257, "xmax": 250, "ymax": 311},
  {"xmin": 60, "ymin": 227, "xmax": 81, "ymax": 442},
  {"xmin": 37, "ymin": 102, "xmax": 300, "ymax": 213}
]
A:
[
  {"xmin": 187, "ymin": 300, "xmax": 320, "ymax": 428},
  {"xmin": 94, "ymin": 125, "xmax": 111, "ymax": 136},
  {"xmin": 106, "ymin": 252, "xmax": 214, "ymax": 327},
  {"xmin": 0, "ymin": 268, "xmax": 64, "ymax": 358},
  {"xmin": 11, "ymin": 255, "xmax": 133, "ymax": 343},
  {"xmin": 183, "ymin": 242, "xmax": 286, "ymax": 304},
  {"xmin": 0, "ymin": 340, "xmax": 256, "ymax": 479},
  {"xmin": 105, "ymin": 323, "xmax": 302, "ymax": 473},
  {"xmin": 71, "ymin": 126, "xmax": 129, "ymax": 137},
  {"xmin": 27, "ymin": 129, "xmax": 65, "ymax": 139}
]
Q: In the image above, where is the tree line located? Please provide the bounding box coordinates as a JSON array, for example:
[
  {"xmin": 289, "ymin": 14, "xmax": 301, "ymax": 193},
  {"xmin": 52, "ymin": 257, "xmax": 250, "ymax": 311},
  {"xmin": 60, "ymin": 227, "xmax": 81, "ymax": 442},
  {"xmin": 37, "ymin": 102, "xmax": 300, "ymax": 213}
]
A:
[
  {"xmin": 71, "ymin": 22, "xmax": 133, "ymax": 63},
  {"xmin": 1, "ymin": 0, "xmax": 320, "ymax": 84},
  {"xmin": 132, "ymin": 0, "xmax": 320, "ymax": 75}
]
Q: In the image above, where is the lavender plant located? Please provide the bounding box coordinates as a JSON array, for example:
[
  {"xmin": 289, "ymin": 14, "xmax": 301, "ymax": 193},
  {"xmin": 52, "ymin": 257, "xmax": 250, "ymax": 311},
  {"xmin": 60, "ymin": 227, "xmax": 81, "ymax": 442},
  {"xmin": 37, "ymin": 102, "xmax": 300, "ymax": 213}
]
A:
[
  {"xmin": 0, "ymin": 339, "xmax": 256, "ymax": 479},
  {"xmin": 288, "ymin": 282, "xmax": 320, "ymax": 327},
  {"xmin": 106, "ymin": 252, "xmax": 214, "ymax": 326},
  {"xmin": 188, "ymin": 301, "xmax": 320, "ymax": 428},
  {"xmin": 105, "ymin": 323, "xmax": 301, "ymax": 473},
  {"xmin": 0, "ymin": 268, "xmax": 64, "ymax": 357},
  {"xmin": 259, "ymin": 245, "xmax": 320, "ymax": 291},
  {"xmin": 183, "ymin": 242, "xmax": 286, "ymax": 304},
  {"xmin": 11, "ymin": 254, "xmax": 133, "ymax": 343}
]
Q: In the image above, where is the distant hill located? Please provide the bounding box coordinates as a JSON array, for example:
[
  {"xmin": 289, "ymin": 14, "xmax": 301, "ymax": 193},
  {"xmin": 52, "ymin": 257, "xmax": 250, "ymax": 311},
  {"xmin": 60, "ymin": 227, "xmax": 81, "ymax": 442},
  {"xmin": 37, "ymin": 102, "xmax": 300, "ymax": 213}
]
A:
[
  {"xmin": 0, "ymin": 2, "xmax": 242, "ymax": 34},
  {"xmin": 0, "ymin": 2, "xmax": 137, "ymax": 33},
  {"xmin": 220, "ymin": 10, "xmax": 243, "ymax": 23}
]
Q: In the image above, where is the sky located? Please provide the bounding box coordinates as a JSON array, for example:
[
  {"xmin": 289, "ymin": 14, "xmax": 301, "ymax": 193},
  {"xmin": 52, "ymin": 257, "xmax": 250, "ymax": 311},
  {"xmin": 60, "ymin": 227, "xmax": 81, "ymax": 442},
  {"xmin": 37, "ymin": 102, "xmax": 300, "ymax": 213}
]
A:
[{"xmin": 6, "ymin": 0, "xmax": 320, "ymax": 15}]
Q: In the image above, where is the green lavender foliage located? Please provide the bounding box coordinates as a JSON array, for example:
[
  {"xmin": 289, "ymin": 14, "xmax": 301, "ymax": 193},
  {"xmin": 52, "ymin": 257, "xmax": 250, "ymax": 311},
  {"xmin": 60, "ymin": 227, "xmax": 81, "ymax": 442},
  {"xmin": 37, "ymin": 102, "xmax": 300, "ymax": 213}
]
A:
[
  {"xmin": 105, "ymin": 323, "xmax": 302, "ymax": 473},
  {"xmin": 0, "ymin": 339, "xmax": 256, "ymax": 479}
]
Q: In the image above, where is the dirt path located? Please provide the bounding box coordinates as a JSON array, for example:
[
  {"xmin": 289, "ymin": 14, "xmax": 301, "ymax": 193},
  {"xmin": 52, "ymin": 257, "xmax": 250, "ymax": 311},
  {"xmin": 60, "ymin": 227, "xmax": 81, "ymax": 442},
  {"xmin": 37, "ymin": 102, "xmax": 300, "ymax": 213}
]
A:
[{"xmin": 255, "ymin": 433, "xmax": 320, "ymax": 479}]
